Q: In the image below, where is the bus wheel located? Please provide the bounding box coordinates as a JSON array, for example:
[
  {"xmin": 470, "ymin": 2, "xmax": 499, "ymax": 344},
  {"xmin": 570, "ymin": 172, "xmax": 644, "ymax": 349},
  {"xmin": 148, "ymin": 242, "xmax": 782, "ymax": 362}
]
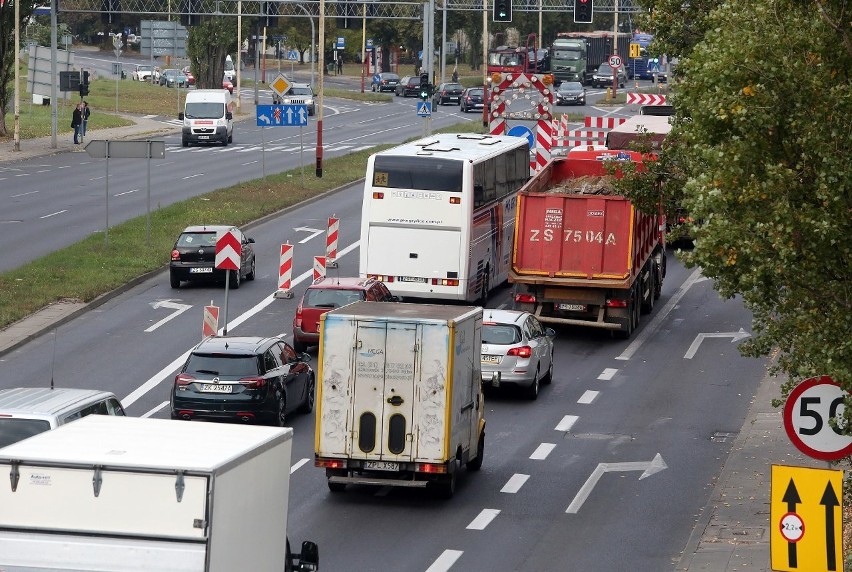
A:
[{"xmin": 479, "ymin": 269, "xmax": 490, "ymax": 306}]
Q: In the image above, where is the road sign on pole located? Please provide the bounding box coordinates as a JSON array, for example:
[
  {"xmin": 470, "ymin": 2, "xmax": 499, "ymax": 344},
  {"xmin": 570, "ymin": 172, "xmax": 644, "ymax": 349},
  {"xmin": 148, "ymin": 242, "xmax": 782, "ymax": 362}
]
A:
[
  {"xmin": 270, "ymin": 73, "xmax": 292, "ymax": 99},
  {"xmin": 608, "ymin": 55, "xmax": 622, "ymax": 69},
  {"xmin": 256, "ymin": 104, "xmax": 309, "ymax": 126},
  {"xmin": 417, "ymin": 101, "xmax": 432, "ymax": 117},
  {"xmin": 215, "ymin": 230, "xmax": 242, "ymax": 271},
  {"xmin": 771, "ymin": 465, "xmax": 842, "ymax": 572},
  {"xmin": 783, "ymin": 375, "xmax": 852, "ymax": 461}
]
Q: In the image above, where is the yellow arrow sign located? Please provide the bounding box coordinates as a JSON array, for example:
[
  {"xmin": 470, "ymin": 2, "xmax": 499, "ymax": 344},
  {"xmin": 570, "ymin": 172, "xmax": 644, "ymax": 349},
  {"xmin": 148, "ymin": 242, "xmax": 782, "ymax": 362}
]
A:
[{"xmin": 771, "ymin": 465, "xmax": 843, "ymax": 572}]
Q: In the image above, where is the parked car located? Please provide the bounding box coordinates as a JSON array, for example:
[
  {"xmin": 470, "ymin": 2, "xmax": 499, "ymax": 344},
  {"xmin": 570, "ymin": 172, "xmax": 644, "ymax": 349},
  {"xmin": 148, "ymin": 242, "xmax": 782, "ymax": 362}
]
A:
[
  {"xmin": 169, "ymin": 225, "xmax": 255, "ymax": 289},
  {"xmin": 394, "ymin": 75, "xmax": 421, "ymax": 97},
  {"xmin": 292, "ymin": 277, "xmax": 397, "ymax": 352},
  {"xmin": 159, "ymin": 69, "xmax": 189, "ymax": 88},
  {"xmin": 0, "ymin": 388, "xmax": 125, "ymax": 449},
  {"xmin": 182, "ymin": 66, "xmax": 195, "ymax": 86},
  {"xmin": 170, "ymin": 336, "xmax": 315, "ymax": 426},
  {"xmin": 460, "ymin": 87, "xmax": 485, "ymax": 113},
  {"xmin": 279, "ymin": 83, "xmax": 316, "ymax": 116},
  {"xmin": 371, "ymin": 72, "xmax": 400, "ymax": 92},
  {"xmin": 130, "ymin": 64, "xmax": 153, "ymax": 82},
  {"xmin": 433, "ymin": 82, "xmax": 464, "ymax": 105},
  {"xmin": 555, "ymin": 81, "xmax": 586, "ymax": 106},
  {"xmin": 480, "ymin": 309, "xmax": 556, "ymax": 400},
  {"xmin": 222, "ymin": 77, "xmax": 234, "ymax": 93}
]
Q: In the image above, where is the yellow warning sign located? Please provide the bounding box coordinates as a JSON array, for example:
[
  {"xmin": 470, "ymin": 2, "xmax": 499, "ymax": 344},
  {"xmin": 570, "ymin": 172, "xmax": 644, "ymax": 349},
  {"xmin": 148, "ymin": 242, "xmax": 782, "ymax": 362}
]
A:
[
  {"xmin": 771, "ymin": 465, "xmax": 843, "ymax": 572},
  {"xmin": 270, "ymin": 74, "xmax": 291, "ymax": 98}
]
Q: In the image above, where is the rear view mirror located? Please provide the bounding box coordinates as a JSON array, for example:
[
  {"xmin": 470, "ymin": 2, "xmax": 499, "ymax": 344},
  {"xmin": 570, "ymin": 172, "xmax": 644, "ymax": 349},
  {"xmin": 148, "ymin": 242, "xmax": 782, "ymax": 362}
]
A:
[
  {"xmin": 546, "ymin": 327, "xmax": 556, "ymax": 337},
  {"xmin": 225, "ymin": 111, "xmax": 233, "ymax": 120},
  {"xmin": 178, "ymin": 112, "xmax": 184, "ymax": 120}
]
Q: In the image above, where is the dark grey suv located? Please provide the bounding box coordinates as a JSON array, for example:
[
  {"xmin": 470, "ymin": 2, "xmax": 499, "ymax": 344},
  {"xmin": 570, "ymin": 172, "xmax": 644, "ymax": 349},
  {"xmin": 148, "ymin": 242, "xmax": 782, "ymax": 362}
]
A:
[
  {"xmin": 170, "ymin": 225, "xmax": 256, "ymax": 289},
  {"xmin": 171, "ymin": 336, "xmax": 315, "ymax": 426}
]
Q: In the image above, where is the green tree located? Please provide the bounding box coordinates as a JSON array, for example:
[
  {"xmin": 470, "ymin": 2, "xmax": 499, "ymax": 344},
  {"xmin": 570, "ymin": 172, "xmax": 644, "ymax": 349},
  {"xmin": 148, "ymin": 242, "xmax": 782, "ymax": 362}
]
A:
[
  {"xmin": 186, "ymin": 17, "xmax": 238, "ymax": 90},
  {"xmin": 0, "ymin": 0, "xmax": 36, "ymax": 137},
  {"xmin": 627, "ymin": 0, "xmax": 851, "ymax": 392}
]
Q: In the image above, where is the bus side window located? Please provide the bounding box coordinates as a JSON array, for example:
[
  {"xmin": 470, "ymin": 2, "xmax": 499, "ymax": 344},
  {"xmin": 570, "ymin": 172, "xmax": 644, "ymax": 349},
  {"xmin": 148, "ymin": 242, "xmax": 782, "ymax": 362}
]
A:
[
  {"xmin": 496, "ymin": 153, "xmax": 509, "ymax": 198},
  {"xmin": 474, "ymin": 164, "xmax": 486, "ymax": 208},
  {"xmin": 484, "ymin": 158, "xmax": 497, "ymax": 203}
]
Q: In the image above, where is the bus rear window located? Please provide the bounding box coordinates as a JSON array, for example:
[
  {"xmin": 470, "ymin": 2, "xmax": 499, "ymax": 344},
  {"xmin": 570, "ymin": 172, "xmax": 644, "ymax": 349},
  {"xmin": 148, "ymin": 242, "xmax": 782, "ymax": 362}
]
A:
[{"xmin": 373, "ymin": 157, "xmax": 463, "ymax": 192}]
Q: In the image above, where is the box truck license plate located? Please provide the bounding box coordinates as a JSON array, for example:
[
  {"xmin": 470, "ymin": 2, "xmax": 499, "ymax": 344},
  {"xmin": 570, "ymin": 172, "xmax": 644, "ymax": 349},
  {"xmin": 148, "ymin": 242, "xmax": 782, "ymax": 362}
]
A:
[
  {"xmin": 364, "ymin": 461, "xmax": 399, "ymax": 471},
  {"xmin": 201, "ymin": 384, "xmax": 233, "ymax": 393},
  {"xmin": 190, "ymin": 267, "xmax": 213, "ymax": 274},
  {"xmin": 558, "ymin": 303, "xmax": 586, "ymax": 311},
  {"xmin": 398, "ymin": 276, "xmax": 427, "ymax": 283}
]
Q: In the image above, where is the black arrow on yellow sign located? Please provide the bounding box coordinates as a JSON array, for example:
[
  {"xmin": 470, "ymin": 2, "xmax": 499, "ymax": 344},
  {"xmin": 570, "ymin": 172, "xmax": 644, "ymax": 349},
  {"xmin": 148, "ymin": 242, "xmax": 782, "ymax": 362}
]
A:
[
  {"xmin": 820, "ymin": 481, "xmax": 840, "ymax": 571},
  {"xmin": 782, "ymin": 478, "xmax": 801, "ymax": 567}
]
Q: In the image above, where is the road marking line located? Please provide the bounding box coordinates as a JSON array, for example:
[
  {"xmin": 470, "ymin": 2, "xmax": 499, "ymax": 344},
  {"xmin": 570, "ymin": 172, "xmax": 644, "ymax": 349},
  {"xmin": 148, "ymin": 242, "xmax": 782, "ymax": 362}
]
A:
[
  {"xmin": 241, "ymin": 160, "xmax": 259, "ymax": 166},
  {"xmin": 597, "ymin": 368, "xmax": 618, "ymax": 380},
  {"xmin": 555, "ymin": 415, "xmax": 579, "ymax": 433},
  {"xmin": 578, "ymin": 390, "xmax": 599, "ymax": 404},
  {"xmin": 501, "ymin": 473, "xmax": 529, "ymax": 494},
  {"xmin": 181, "ymin": 173, "xmax": 203, "ymax": 179},
  {"xmin": 36, "ymin": 169, "xmax": 50, "ymax": 173},
  {"xmin": 615, "ymin": 267, "xmax": 703, "ymax": 361},
  {"xmin": 14, "ymin": 173, "xmax": 30, "ymax": 177},
  {"xmin": 11, "ymin": 190, "xmax": 39, "ymax": 198},
  {"xmin": 290, "ymin": 458, "xmax": 309, "ymax": 474},
  {"xmin": 530, "ymin": 443, "xmax": 556, "ymax": 460},
  {"xmin": 114, "ymin": 189, "xmax": 138, "ymax": 197},
  {"xmin": 425, "ymin": 550, "xmax": 463, "ymax": 572},
  {"xmin": 467, "ymin": 508, "xmax": 500, "ymax": 530},
  {"xmin": 123, "ymin": 241, "xmax": 360, "ymax": 408},
  {"xmin": 140, "ymin": 401, "xmax": 169, "ymax": 418},
  {"xmin": 40, "ymin": 210, "xmax": 67, "ymax": 219}
]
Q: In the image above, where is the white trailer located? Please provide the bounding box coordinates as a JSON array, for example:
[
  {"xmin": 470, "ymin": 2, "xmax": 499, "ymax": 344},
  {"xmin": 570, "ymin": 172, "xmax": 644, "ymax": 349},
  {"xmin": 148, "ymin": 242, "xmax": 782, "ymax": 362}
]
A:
[
  {"xmin": 0, "ymin": 415, "xmax": 318, "ymax": 572},
  {"xmin": 314, "ymin": 302, "xmax": 485, "ymax": 498}
]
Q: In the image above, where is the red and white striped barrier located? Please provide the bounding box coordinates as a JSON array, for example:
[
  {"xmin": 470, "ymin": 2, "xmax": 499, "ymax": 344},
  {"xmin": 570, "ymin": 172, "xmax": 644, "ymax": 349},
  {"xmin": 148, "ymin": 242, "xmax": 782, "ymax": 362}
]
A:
[
  {"xmin": 326, "ymin": 216, "xmax": 339, "ymax": 268},
  {"xmin": 274, "ymin": 243, "xmax": 294, "ymax": 299},
  {"xmin": 552, "ymin": 116, "xmax": 628, "ymax": 154},
  {"xmin": 584, "ymin": 116, "xmax": 627, "ymax": 129},
  {"xmin": 313, "ymin": 256, "xmax": 327, "ymax": 282},
  {"xmin": 626, "ymin": 93, "xmax": 667, "ymax": 105},
  {"xmin": 202, "ymin": 305, "xmax": 219, "ymax": 338}
]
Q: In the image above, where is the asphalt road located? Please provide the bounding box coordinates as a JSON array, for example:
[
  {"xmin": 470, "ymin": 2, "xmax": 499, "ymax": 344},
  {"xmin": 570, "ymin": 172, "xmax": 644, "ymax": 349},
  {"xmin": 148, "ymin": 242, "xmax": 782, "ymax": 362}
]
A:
[{"xmin": 0, "ymin": 168, "xmax": 766, "ymax": 570}]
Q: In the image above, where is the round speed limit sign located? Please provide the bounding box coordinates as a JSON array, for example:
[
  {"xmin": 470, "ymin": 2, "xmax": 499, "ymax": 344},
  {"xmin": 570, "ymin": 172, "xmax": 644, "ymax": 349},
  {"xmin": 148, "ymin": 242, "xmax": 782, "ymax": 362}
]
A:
[
  {"xmin": 608, "ymin": 55, "xmax": 622, "ymax": 69},
  {"xmin": 783, "ymin": 375, "xmax": 852, "ymax": 460}
]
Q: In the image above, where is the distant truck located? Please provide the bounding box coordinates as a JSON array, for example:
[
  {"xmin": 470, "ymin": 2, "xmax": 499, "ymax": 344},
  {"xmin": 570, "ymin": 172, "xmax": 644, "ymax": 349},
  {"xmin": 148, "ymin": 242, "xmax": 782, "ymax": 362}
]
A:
[
  {"xmin": 314, "ymin": 301, "xmax": 485, "ymax": 498},
  {"xmin": 0, "ymin": 416, "xmax": 319, "ymax": 572},
  {"xmin": 510, "ymin": 149, "xmax": 666, "ymax": 339},
  {"xmin": 550, "ymin": 31, "xmax": 631, "ymax": 85}
]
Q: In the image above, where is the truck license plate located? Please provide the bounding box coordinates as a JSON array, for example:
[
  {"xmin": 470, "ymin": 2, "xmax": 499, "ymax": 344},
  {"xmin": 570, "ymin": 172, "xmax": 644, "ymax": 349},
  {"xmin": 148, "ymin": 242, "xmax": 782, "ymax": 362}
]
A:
[
  {"xmin": 364, "ymin": 461, "xmax": 399, "ymax": 471},
  {"xmin": 558, "ymin": 303, "xmax": 586, "ymax": 311},
  {"xmin": 190, "ymin": 267, "xmax": 213, "ymax": 274},
  {"xmin": 398, "ymin": 276, "xmax": 427, "ymax": 283},
  {"xmin": 200, "ymin": 384, "xmax": 232, "ymax": 393}
]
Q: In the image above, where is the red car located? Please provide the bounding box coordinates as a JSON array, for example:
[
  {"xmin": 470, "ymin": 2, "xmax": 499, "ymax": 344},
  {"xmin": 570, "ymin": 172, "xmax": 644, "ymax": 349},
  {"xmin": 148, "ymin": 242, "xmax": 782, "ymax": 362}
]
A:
[
  {"xmin": 222, "ymin": 77, "xmax": 234, "ymax": 93},
  {"xmin": 292, "ymin": 277, "xmax": 397, "ymax": 351},
  {"xmin": 181, "ymin": 66, "xmax": 195, "ymax": 86}
]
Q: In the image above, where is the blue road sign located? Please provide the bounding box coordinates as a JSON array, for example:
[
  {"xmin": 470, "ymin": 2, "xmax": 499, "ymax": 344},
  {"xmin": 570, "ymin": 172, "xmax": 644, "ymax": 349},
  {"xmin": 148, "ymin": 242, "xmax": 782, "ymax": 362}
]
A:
[
  {"xmin": 507, "ymin": 125, "xmax": 535, "ymax": 149},
  {"xmin": 257, "ymin": 104, "xmax": 309, "ymax": 127},
  {"xmin": 416, "ymin": 102, "xmax": 432, "ymax": 117},
  {"xmin": 336, "ymin": 37, "xmax": 345, "ymax": 49},
  {"xmin": 287, "ymin": 50, "xmax": 299, "ymax": 61}
]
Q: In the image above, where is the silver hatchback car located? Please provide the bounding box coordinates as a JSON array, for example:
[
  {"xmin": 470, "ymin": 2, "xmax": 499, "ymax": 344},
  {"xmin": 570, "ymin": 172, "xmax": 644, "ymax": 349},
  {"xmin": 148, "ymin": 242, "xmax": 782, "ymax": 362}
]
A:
[{"xmin": 480, "ymin": 309, "xmax": 556, "ymax": 400}]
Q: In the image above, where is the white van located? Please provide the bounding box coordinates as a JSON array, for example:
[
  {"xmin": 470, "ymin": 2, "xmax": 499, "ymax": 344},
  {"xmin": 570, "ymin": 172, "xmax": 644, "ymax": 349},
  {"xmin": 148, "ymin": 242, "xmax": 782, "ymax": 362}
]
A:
[
  {"xmin": 224, "ymin": 54, "xmax": 236, "ymax": 81},
  {"xmin": 179, "ymin": 89, "xmax": 234, "ymax": 147}
]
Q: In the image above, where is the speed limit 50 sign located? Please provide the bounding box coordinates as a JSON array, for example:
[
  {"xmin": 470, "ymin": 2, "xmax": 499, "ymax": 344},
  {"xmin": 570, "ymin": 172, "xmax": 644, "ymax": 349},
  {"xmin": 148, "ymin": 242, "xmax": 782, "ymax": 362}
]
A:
[{"xmin": 783, "ymin": 375, "xmax": 852, "ymax": 461}]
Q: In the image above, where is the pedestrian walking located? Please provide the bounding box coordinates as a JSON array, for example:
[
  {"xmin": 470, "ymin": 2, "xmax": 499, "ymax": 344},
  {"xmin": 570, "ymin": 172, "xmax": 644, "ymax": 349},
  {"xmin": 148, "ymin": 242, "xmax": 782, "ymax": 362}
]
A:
[
  {"xmin": 71, "ymin": 103, "xmax": 83, "ymax": 144},
  {"xmin": 452, "ymin": 66, "xmax": 459, "ymax": 83},
  {"xmin": 337, "ymin": 56, "xmax": 343, "ymax": 75},
  {"xmin": 82, "ymin": 101, "xmax": 91, "ymax": 138}
]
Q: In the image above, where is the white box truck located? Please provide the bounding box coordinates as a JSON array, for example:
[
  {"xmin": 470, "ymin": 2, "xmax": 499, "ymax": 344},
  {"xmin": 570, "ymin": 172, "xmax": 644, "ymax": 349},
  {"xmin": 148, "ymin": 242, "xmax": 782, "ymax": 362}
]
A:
[
  {"xmin": 0, "ymin": 415, "xmax": 318, "ymax": 572},
  {"xmin": 314, "ymin": 302, "xmax": 485, "ymax": 498}
]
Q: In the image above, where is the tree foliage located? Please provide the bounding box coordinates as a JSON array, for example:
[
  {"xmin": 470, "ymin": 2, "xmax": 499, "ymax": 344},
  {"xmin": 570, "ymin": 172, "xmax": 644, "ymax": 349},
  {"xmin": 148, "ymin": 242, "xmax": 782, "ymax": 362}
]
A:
[
  {"xmin": 0, "ymin": 0, "xmax": 36, "ymax": 136},
  {"xmin": 186, "ymin": 17, "xmax": 238, "ymax": 90},
  {"xmin": 627, "ymin": 0, "xmax": 851, "ymax": 393}
]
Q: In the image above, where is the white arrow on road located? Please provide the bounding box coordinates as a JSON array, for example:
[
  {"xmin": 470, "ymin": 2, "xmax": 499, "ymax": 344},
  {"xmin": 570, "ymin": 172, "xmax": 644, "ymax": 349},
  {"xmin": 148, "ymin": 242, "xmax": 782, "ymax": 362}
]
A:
[
  {"xmin": 145, "ymin": 300, "xmax": 192, "ymax": 332},
  {"xmin": 683, "ymin": 328, "xmax": 751, "ymax": 359},
  {"xmin": 293, "ymin": 226, "xmax": 323, "ymax": 243},
  {"xmin": 566, "ymin": 453, "xmax": 667, "ymax": 514}
]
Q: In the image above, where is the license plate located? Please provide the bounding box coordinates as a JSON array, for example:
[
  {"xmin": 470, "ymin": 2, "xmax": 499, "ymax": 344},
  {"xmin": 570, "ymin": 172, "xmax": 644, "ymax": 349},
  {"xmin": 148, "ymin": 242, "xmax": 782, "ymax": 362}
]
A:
[
  {"xmin": 450, "ymin": 97, "xmax": 459, "ymax": 100},
  {"xmin": 200, "ymin": 384, "xmax": 232, "ymax": 393},
  {"xmin": 198, "ymin": 135, "xmax": 209, "ymax": 140},
  {"xmin": 190, "ymin": 267, "xmax": 213, "ymax": 274},
  {"xmin": 481, "ymin": 355, "xmax": 501, "ymax": 363},
  {"xmin": 398, "ymin": 276, "xmax": 427, "ymax": 283},
  {"xmin": 558, "ymin": 303, "xmax": 586, "ymax": 311},
  {"xmin": 364, "ymin": 461, "xmax": 399, "ymax": 471}
]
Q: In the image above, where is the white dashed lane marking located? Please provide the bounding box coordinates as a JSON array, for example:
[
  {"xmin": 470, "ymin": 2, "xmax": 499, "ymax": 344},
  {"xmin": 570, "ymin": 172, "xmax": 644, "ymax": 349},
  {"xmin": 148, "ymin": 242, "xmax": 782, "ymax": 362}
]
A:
[
  {"xmin": 501, "ymin": 473, "xmax": 529, "ymax": 494},
  {"xmin": 425, "ymin": 550, "xmax": 463, "ymax": 572},
  {"xmin": 578, "ymin": 390, "xmax": 600, "ymax": 404},
  {"xmin": 555, "ymin": 415, "xmax": 579, "ymax": 433},
  {"xmin": 597, "ymin": 368, "xmax": 618, "ymax": 380},
  {"xmin": 466, "ymin": 509, "xmax": 500, "ymax": 530},
  {"xmin": 530, "ymin": 443, "xmax": 556, "ymax": 460}
]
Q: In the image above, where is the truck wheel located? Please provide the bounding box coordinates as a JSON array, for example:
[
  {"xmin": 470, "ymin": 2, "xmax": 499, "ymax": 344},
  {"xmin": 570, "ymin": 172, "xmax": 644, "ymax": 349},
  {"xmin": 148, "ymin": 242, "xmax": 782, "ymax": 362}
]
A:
[
  {"xmin": 641, "ymin": 269, "xmax": 655, "ymax": 314},
  {"xmin": 182, "ymin": 138, "xmax": 189, "ymax": 148},
  {"xmin": 479, "ymin": 270, "xmax": 490, "ymax": 306},
  {"xmin": 434, "ymin": 471, "xmax": 456, "ymax": 499},
  {"xmin": 466, "ymin": 431, "xmax": 485, "ymax": 471}
]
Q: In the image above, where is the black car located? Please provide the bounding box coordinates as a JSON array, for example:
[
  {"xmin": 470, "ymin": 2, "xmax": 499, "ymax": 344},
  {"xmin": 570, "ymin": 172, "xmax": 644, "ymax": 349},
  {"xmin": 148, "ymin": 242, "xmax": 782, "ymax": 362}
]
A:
[
  {"xmin": 371, "ymin": 72, "xmax": 400, "ymax": 92},
  {"xmin": 433, "ymin": 82, "xmax": 464, "ymax": 105},
  {"xmin": 171, "ymin": 336, "xmax": 315, "ymax": 426},
  {"xmin": 555, "ymin": 81, "xmax": 586, "ymax": 106},
  {"xmin": 170, "ymin": 225, "xmax": 256, "ymax": 289},
  {"xmin": 395, "ymin": 75, "xmax": 421, "ymax": 97},
  {"xmin": 460, "ymin": 87, "xmax": 485, "ymax": 113}
]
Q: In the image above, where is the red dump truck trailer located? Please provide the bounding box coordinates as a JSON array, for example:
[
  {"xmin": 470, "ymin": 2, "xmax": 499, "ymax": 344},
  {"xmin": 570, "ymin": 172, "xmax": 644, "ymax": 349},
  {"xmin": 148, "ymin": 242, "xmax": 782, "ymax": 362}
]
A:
[{"xmin": 510, "ymin": 149, "xmax": 666, "ymax": 338}]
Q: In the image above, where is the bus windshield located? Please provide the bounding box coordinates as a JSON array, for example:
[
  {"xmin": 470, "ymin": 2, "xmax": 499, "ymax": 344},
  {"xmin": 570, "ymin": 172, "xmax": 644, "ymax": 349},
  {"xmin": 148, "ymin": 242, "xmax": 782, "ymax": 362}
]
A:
[{"xmin": 372, "ymin": 156, "xmax": 463, "ymax": 192}]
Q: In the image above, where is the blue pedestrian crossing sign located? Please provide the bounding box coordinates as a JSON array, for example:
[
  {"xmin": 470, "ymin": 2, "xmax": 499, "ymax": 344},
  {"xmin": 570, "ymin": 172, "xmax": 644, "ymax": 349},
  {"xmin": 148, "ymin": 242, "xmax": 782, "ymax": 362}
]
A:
[
  {"xmin": 417, "ymin": 102, "xmax": 432, "ymax": 117},
  {"xmin": 257, "ymin": 104, "xmax": 309, "ymax": 127},
  {"xmin": 287, "ymin": 50, "xmax": 299, "ymax": 61}
]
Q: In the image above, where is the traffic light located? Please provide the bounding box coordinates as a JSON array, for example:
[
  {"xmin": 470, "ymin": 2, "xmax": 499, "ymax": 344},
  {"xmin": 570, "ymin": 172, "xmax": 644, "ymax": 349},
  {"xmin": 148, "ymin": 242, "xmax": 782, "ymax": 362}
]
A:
[
  {"xmin": 79, "ymin": 84, "xmax": 89, "ymax": 97},
  {"xmin": 260, "ymin": 2, "xmax": 279, "ymax": 28},
  {"xmin": 79, "ymin": 70, "xmax": 90, "ymax": 96},
  {"xmin": 420, "ymin": 73, "xmax": 429, "ymax": 87},
  {"xmin": 493, "ymin": 0, "xmax": 512, "ymax": 22},
  {"xmin": 574, "ymin": 0, "xmax": 593, "ymax": 24},
  {"xmin": 419, "ymin": 83, "xmax": 433, "ymax": 101}
]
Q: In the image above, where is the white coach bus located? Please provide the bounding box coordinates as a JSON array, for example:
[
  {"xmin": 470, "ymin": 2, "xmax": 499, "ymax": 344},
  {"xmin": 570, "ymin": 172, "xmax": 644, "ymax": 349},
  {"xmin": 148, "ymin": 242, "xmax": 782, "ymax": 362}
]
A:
[{"xmin": 359, "ymin": 133, "xmax": 531, "ymax": 302}]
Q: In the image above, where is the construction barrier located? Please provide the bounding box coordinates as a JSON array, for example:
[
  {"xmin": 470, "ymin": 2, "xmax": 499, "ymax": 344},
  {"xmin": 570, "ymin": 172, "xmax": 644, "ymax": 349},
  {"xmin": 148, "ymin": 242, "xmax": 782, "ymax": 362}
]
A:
[
  {"xmin": 326, "ymin": 216, "xmax": 339, "ymax": 269},
  {"xmin": 276, "ymin": 243, "xmax": 294, "ymax": 299},
  {"xmin": 313, "ymin": 256, "xmax": 327, "ymax": 282},
  {"xmin": 202, "ymin": 305, "xmax": 219, "ymax": 338}
]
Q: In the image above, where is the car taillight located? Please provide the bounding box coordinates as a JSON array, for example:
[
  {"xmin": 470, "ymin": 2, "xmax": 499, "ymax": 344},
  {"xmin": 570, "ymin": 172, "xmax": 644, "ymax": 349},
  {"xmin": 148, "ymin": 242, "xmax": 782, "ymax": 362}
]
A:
[
  {"xmin": 294, "ymin": 303, "xmax": 303, "ymax": 328},
  {"xmin": 315, "ymin": 457, "xmax": 347, "ymax": 469},
  {"xmin": 514, "ymin": 293, "xmax": 536, "ymax": 304},
  {"xmin": 507, "ymin": 346, "xmax": 533, "ymax": 358},
  {"xmin": 171, "ymin": 249, "xmax": 181, "ymax": 261},
  {"xmin": 606, "ymin": 299, "xmax": 629, "ymax": 308},
  {"xmin": 239, "ymin": 377, "xmax": 266, "ymax": 389},
  {"xmin": 175, "ymin": 373, "xmax": 195, "ymax": 386}
]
